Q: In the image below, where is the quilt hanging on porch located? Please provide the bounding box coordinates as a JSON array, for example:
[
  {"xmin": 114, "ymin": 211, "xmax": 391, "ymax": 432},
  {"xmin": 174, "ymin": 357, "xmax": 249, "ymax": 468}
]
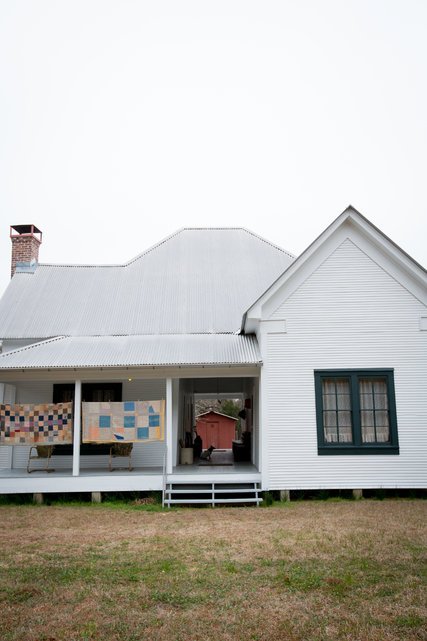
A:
[
  {"xmin": 0, "ymin": 402, "xmax": 73, "ymax": 445},
  {"xmin": 82, "ymin": 401, "xmax": 165, "ymax": 443}
]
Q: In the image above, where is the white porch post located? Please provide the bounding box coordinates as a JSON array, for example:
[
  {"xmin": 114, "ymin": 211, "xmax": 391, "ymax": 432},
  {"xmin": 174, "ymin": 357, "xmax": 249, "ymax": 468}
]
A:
[
  {"xmin": 259, "ymin": 365, "xmax": 269, "ymax": 489},
  {"xmin": 0, "ymin": 384, "xmax": 11, "ymax": 470},
  {"xmin": 171, "ymin": 379, "xmax": 180, "ymax": 469},
  {"xmin": 1, "ymin": 384, "xmax": 16, "ymax": 470},
  {"xmin": 166, "ymin": 377, "xmax": 173, "ymax": 474},
  {"xmin": 72, "ymin": 379, "xmax": 82, "ymax": 477}
]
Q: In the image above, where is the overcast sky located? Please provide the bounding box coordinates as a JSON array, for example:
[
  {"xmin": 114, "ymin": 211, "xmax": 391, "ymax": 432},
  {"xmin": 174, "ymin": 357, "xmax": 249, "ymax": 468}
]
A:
[{"xmin": 0, "ymin": 0, "xmax": 426, "ymax": 296}]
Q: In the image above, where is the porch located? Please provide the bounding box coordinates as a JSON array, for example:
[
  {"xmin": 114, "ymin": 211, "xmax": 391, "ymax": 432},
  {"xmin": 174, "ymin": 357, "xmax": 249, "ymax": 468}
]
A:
[
  {"xmin": 0, "ymin": 460, "xmax": 260, "ymax": 493},
  {"xmin": 0, "ymin": 366, "xmax": 262, "ymax": 495}
]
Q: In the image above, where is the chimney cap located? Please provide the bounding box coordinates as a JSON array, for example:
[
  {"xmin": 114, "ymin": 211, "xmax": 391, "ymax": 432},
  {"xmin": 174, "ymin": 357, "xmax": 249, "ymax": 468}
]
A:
[{"xmin": 10, "ymin": 224, "xmax": 42, "ymax": 240}]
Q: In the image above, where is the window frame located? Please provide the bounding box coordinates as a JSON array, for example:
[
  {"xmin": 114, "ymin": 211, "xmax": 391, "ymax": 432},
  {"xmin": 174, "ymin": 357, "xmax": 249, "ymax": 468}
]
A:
[{"xmin": 314, "ymin": 369, "xmax": 399, "ymax": 455}]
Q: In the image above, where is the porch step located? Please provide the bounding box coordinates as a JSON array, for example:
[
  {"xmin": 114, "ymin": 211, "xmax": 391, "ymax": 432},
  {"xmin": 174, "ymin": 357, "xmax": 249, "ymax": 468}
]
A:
[{"xmin": 163, "ymin": 481, "xmax": 262, "ymax": 508}]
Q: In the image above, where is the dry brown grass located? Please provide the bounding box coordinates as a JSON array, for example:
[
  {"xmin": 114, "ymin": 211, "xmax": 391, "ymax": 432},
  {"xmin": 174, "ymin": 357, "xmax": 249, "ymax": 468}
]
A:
[{"xmin": 0, "ymin": 500, "xmax": 426, "ymax": 641}]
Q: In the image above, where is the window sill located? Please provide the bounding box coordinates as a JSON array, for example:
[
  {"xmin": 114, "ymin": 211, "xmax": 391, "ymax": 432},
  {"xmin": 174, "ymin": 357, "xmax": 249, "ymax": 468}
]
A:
[{"xmin": 318, "ymin": 446, "xmax": 399, "ymax": 456}]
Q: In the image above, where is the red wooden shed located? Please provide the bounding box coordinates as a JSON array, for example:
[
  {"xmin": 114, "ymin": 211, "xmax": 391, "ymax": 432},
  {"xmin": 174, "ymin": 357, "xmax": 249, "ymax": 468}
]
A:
[{"xmin": 195, "ymin": 411, "xmax": 238, "ymax": 450}]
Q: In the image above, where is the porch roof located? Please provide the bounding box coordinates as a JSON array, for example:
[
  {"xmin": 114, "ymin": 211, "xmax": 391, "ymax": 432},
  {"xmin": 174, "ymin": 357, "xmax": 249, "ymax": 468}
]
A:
[{"xmin": 0, "ymin": 334, "xmax": 262, "ymax": 370}]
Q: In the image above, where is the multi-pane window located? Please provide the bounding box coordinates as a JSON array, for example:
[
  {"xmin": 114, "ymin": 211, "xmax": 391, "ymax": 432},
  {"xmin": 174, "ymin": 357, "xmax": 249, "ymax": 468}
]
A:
[
  {"xmin": 314, "ymin": 370, "xmax": 399, "ymax": 454},
  {"xmin": 359, "ymin": 378, "xmax": 390, "ymax": 443},
  {"xmin": 322, "ymin": 378, "xmax": 352, "ymax": 443}
]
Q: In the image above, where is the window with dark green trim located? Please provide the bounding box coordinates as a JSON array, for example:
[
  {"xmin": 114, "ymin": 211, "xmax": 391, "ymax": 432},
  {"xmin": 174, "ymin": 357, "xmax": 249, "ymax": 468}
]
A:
[{"xmin": 314, "ymin": 370, "xmax": 399, "ymax": 455}]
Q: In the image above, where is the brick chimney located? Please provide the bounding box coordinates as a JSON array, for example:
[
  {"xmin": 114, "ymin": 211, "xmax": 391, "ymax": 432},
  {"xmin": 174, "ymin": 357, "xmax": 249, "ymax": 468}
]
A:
[{"xmin": 10, "ymin": 225, "xmax": 43, "ymax": 278}]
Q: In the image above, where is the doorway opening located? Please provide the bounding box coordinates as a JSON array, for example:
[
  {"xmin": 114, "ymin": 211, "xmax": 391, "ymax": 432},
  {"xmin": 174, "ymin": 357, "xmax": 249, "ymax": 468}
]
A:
[
  {"xmin": 178, "ymin": 377, "xmax": 257, "ymax": 468},
  {"xmin": 194, "ymin": 395, "xmax": 242, "ymax": 450}
]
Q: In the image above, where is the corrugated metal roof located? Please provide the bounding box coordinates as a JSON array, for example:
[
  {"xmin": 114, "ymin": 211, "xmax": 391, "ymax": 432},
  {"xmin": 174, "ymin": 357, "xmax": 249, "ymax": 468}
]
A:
[
  {"xmin": 0, "ymin": 228, "xmax": 294, "ymax": 338},
  {"xmin": 0, "ymin": 334, "xmax": 262, "ymax": 369}
]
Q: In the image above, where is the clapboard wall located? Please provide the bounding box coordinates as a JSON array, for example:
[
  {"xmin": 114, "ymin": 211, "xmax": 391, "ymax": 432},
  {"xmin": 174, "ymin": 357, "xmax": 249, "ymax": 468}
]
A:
[{"xmin": 260, "ymin": 238, "xmax": 427, "ymax": 490}]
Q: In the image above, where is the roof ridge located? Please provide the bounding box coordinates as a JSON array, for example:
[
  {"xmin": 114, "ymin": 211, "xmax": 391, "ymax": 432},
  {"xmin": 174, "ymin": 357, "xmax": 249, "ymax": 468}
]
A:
[
  {"xmin": 124, "ymin": 228, "xmax": 185, "ymax": 265},
  {"xmin": 37, "ymin": 263, "xmax": 122, "ymax": 269},
  {"xmin": 0, "ymin": 336, "xmax": 67, "ymax": 359},
  {"xmin": 235, "ymin": 227, "xmax": 295, "ymax": 258},
  {"xmin": 37, "ymin": 228, "xmax": 294, "ymax": 269},
  {"xmin": 126, "ymin": 227, "xmax": 294, "ymax": 265},
  {"xmin": 196, "ymin": 410, "xmax": 239, "ymax": 420},
  {"xmin": 34, "ymin": 229, "xmax": 186, "ymax": 269}
]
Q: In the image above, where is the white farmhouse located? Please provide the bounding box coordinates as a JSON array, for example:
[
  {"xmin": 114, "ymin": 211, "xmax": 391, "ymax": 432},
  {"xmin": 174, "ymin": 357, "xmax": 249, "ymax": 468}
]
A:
[{"xmin": 0, "ymin": 207, "xmax": 425, "ymax": 504}]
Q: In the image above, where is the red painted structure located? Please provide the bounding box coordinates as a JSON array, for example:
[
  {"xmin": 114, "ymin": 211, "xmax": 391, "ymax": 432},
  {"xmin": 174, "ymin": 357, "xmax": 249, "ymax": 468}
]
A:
[{"xmin": 195, "ymin": 411, "xmax": 238, "ymax": 450}]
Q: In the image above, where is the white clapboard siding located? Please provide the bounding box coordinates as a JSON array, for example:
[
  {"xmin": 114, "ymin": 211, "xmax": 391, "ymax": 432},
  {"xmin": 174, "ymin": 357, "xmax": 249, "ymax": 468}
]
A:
[
  {"xmin": 0, "ymin": 446, "xmax": 10, "ymax": 469},
  {"xmin": 14, "ymin": 381, "xmax": 54, "ymax": 404},
  {"xmin": 263, "ymin": 239, "xmax": 427, "ymax": 489}
]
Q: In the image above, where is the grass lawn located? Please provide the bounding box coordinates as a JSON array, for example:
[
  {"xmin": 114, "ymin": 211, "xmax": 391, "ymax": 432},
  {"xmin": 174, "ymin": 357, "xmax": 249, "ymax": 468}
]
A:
[{"xmin": 0, "ymin": 499, "xmax": 426, "ymax": 641}]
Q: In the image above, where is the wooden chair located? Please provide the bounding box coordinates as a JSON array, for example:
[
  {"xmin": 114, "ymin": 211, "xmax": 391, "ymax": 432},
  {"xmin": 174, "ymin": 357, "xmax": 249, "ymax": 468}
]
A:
[
  {"xmin": 109, "ymin": 443, "xmax": 133, "ymax": 472},
  {"xmin": 27, "ymin": 445, "xmax": 55, "ymax": 473}
]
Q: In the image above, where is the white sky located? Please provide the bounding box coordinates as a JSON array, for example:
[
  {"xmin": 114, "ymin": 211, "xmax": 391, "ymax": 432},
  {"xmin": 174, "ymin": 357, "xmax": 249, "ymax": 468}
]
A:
[{"xmin": 0, "ymin": 1, "xmax": 426, "ymax": 296}]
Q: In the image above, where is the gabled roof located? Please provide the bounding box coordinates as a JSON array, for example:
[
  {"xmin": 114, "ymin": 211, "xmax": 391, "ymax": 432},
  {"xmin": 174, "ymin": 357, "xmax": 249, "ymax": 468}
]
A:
[
  {"xmin": 242, "ymin": 206, "xmax": 427, "ymax": 331},
  {"xmin": 196, "ymin": 411, "xmax": 238, "ymax": 421},
  {"xmin": 0, "ymin": 228, "xmax": 294, "ymax": 339}
]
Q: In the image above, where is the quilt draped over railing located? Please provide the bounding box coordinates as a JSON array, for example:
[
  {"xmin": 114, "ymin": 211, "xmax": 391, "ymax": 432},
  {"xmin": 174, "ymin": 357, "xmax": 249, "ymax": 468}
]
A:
[
  {"xmin": 0, "ymin": 402, "xmax": 73, "ymax": 445},
  {"xmin": 82, "ymin": 401, "xmax": 165, "ymax": 443}
]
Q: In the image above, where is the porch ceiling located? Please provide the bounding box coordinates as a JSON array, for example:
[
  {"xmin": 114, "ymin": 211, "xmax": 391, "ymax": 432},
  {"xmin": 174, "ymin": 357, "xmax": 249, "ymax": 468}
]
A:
[{"xmin": 0, "ymin": 334, "xmax": 262, "ymax": 370}]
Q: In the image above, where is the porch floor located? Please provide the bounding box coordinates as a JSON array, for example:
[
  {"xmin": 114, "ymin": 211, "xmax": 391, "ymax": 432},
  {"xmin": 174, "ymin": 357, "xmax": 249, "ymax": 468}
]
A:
[
  {"xmin": 173, "ymin": 461, "xmax": 257, "ymax": 474},
  {"xmin": 0, "ymin": 450, "xmax": 260, "ymax": 493},
  {"xmin": 0, "ymin": 467, "xmax": 163, "ymax": 478},
  {"xmin": 0, "ymin": 461, "xmax": 258, "ymax": 478}
]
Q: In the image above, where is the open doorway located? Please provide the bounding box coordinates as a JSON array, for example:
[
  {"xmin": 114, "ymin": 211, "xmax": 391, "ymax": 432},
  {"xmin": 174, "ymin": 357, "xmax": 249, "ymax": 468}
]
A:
[
  {"xmin": 195, "ymin": 395, "xmax": 242, "ymax": 450},
  {"xmin": 177, "ymin": 378, "xmax": 257, "ymax": 467}
]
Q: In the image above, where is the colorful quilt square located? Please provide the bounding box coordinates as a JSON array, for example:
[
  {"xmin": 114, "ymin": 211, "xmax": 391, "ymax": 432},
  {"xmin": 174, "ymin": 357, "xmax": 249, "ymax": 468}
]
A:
[
  {"xmin": 137, "ymin": 427, "xmax": 149, "ymax": 439},
  {"xmin": 99, "ymin": 415, "xmax": 111, "ymax": 428},
  {"xmin": 124, "ymin": 415, "xmax": 135, "ymax": 428},
  {"xmin": 149, "ymin": 414, "xmax": 160, "ymax": 427}
]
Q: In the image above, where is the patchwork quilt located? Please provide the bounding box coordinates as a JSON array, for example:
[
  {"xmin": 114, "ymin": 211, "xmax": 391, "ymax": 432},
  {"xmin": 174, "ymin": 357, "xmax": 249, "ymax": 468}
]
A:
[
  {"xmin": 0, "ymin": 402, "xmax": 73, "ymax": 445},
  {"xmin": 82, "ymin": 401, "xmax": 165, "ymax": 443}
]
